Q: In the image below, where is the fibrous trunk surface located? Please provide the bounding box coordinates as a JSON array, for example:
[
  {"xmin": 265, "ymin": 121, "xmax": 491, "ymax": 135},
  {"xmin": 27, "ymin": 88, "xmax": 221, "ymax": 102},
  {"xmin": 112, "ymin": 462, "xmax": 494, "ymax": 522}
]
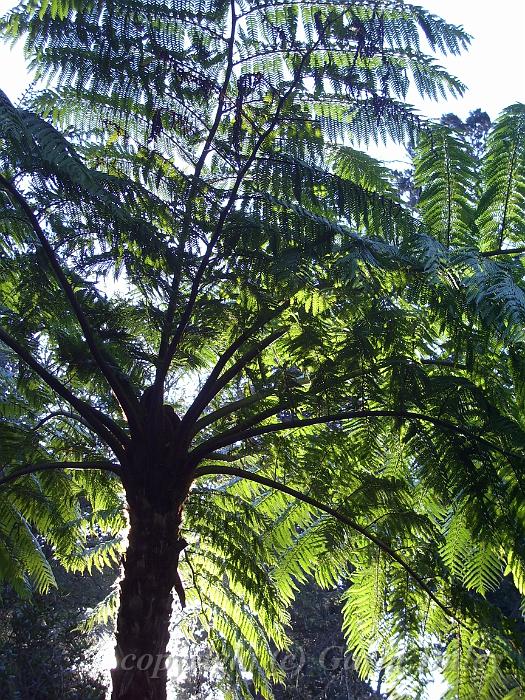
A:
[{"xmin": 111, "ymin": 494, "xmax": 186, "ymax": 700}]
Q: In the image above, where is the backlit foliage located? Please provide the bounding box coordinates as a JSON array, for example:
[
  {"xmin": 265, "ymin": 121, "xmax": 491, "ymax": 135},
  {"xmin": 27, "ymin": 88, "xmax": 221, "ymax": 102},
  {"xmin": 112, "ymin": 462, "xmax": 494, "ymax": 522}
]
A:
[{"xmin": 1, "ymin": 1, "xmax": 525, "ymax": 698}]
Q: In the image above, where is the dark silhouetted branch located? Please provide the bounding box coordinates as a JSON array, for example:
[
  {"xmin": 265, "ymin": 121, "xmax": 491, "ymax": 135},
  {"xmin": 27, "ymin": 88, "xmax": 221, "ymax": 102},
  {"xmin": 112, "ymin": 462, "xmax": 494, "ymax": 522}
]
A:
[
  {"xmin": 0, "ymin": 460, "xmax": 121, "ymax": 488},
  {"xmin": 0, "ymin": 175, "xmax": 142, "ymax": 433},
  {"xmin": 0, "ymin": 324, "xmax": 128, "ymax": 459},
  {"xmin": 192, "ymin": 409, "xmax": 522, "ymax": 464}
]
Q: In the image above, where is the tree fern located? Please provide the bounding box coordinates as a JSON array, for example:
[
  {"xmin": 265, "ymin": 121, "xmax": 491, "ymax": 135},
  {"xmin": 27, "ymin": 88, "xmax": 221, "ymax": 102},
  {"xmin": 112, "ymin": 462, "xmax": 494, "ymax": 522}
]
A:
[{"xmin": 1, "ymin": 1, "xmax": 525, "ymax": 699}]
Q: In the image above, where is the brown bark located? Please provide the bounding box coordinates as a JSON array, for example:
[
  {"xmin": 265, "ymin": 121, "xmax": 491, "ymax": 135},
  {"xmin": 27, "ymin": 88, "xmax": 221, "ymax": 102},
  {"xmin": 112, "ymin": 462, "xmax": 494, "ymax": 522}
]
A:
[
  {"xmin": 110, "ymin": 494, "xmax": 187, "ymax": 700},
  {"xmin": 110, "ymin": 398, "xmax": 193, "ymax": 699}
]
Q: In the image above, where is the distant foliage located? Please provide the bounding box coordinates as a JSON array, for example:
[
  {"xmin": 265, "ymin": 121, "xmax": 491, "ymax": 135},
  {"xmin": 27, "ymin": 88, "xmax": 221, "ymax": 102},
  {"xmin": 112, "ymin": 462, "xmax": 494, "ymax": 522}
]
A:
[{"xmin": 0, "ymin": 569, "xmax": 112, "ymax": 699}]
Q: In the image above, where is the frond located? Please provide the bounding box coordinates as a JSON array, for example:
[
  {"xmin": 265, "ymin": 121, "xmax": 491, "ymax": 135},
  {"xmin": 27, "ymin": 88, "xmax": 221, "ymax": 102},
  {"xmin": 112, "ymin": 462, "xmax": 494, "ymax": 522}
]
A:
[
  {"xmin": 415, "ymin": 123, "xmax": 477, "ymax": 247},
  {"xmin": 476, "ymin": 104, "xmax": 525, "ymax": 250}
]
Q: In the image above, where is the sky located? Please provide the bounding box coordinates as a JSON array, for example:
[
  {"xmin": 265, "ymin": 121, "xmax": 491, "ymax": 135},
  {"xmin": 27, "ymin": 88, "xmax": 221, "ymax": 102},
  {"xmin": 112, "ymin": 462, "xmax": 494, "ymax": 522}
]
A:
[
  {"xmin": 1, "ymin": 0, "xmax": 523, "ymax": 170},
  {"xmin": 1, "ymin": 0, "xmax": 524, "ymax": 115},
  {"xmin": 0, "ymin": 2, "xmax": 523, "ymax": 698},
  {"xmin": 412, "ymin": 0, "xmax": 525, "ymax": 119}
]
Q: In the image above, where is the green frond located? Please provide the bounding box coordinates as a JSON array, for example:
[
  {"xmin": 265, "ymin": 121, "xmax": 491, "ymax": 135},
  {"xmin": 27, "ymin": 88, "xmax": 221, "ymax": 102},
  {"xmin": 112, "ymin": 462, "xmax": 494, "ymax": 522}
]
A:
[
  {"xmin": 77, "ymin": 584, "xmax": 120, "ymax": 633},
  {"xmin": 330, "ymin": 144, "xmax": 396, "ymax": 194},
  {"xmin": 341, "ymin": 557, "xmax": 387, "ymax": 678},
  {"xmin": 476, "ymin": 104, "xmax": 525, "ymax": 250},
  {"xmin": 415, "ymin": 123, "xmax": 477, "ymax": 247}
]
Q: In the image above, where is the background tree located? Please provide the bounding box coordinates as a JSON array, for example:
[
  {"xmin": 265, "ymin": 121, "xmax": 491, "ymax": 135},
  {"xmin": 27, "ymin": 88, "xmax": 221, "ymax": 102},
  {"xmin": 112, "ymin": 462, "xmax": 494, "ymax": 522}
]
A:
[
  {"xmin": 1, "ymin": 1, "xmax": 525, "ymax": 699},
  {"xmin": 395, "ymin": 107, "xmax": 492, "ymax": 206},
  {"xmin": 270, "ymin": 581, "xmax": 384, "ymax": 700},
  {"xmin": 0, "ymin": 568, "xmax": 112, "ymax": 699},
  {"xmin": 441, "ymin": 108, "xmax": 492, "ymax": 159}
]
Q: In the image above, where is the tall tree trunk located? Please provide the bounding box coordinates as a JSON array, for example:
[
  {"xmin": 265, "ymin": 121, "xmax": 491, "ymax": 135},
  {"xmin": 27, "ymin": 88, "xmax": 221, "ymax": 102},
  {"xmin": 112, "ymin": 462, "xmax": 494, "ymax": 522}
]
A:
[{"xmin": 110, "ymin": 493, "xmax": 186, "ymax": 700}]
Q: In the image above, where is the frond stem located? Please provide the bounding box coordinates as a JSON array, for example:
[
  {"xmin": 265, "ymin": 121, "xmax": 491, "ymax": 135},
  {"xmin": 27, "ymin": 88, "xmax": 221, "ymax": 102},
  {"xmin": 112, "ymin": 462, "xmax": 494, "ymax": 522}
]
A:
[
  {"xmin": 481, "ymin": 246, "xmax": 525, "ymax": 258},
  {"xmin": 160, "ymin": 21, "xmax": 335, "ymax": 380},
  {"xmin": 155, "ymin": 0, "xmax": 239, "ymax": 390},
  {"xmin": 0, "ymin": 324, "xmax": 128, "ymax": 459},
  {"xmin": 183, "ymin": 327, "xmax": 287, "ymax": 428},
  {"xmin": 0, "ymin": 460, "xmax": 121, "ymax": 488},
  {"xmin": 498, "ymin": 139, "xmax": 519, "ymax": 249},
  {"xmin": 191, "ymin": 409, "xmax": 522, "ymax": 463},
  {"xmin": 0, "ymin": 174, "xmax": 142, "ymax": 433},
  {"xmin": 31, "ymin": 410, "xmax": 92, "ymax": 433},
  {"xmin": 193, "ymin": 465, "xmax": 467, "ymax": 628},
  {"xmin": 193, "ymin": 389, "xmax": 276, "ymax": 434}
]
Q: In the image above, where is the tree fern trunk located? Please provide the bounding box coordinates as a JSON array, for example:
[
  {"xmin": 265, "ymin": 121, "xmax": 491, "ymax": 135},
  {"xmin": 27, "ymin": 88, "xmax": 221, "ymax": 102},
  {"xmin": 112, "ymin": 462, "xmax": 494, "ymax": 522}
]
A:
[{"xmin": 110, "ymin": 494, "xmax": 186, "ymax": 700}]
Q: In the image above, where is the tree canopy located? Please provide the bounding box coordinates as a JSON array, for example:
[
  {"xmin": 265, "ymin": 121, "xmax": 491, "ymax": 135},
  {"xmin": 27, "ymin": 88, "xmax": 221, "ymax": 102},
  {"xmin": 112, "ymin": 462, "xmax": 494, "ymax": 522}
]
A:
[{"xmin": 1, "ymin": 1, "xmax": 525, "ymax": 698}]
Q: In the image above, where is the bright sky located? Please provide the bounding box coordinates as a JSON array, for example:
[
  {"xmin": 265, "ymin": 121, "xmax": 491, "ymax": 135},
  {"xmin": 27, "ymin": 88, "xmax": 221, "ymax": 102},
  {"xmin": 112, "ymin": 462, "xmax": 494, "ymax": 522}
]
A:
[
  {"xmin": 1, "ymin": 0, "xmax": 524, "ymax": 115},
  {"xmin": 0, "ymin": 2, "xmax": 523, "ymax": 698},
  {"xmin": 413, "ymin": 0, "xmax": 525, "ymax": 119}
]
